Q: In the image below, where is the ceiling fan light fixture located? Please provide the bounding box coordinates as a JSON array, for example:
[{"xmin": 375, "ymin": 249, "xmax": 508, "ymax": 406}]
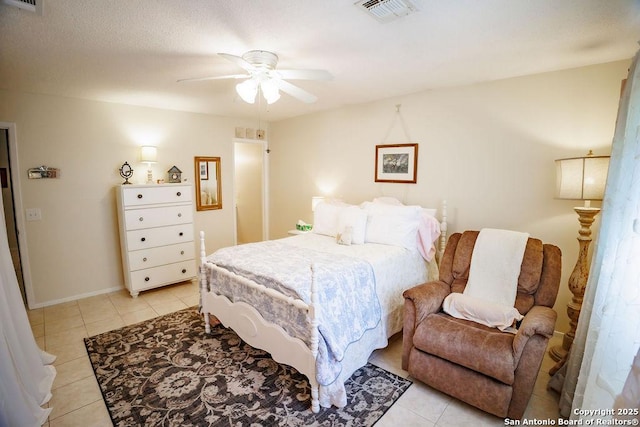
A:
[
  {"xmin": 260, "ymin": 79, "xmax": 281, "ymax": 104},
  {"xmin": 236, "ymin": 79, "xmax": 258, "ymax": 104}
]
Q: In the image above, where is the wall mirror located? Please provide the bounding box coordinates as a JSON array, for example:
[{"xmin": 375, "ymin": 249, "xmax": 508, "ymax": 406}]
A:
[{"xmin": 194, "ymin": 156, "xmax": 222, "ymax": 211}]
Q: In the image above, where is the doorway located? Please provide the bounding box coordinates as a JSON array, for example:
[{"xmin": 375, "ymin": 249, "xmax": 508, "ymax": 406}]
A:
[
  {"xmin": 234, "ymin": 139, "xmax": 268, "ymax": 244},
  {"xmin": 0, "ymin": 126, "xmax": 27, "ymax": 305}
]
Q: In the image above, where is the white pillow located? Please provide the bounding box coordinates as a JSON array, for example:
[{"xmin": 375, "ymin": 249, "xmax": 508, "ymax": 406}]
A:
[
  {"xmin": 362, "ymin": 202, "xmax": 420, "ymax": 250},
  {"xmin": 336, "ymin": 206, "xmax": 367, "ymax": 244},
  {"xmin": 442, "ymin": 293, "xmax": 524, "ymax": 331},
  {"xmin": 313, "ymin": 202, "xmax": 343, "ymax": 237},
  {"xmin": 422, "ymin": 208, "xmax": 437, "ymax": 217},
  {"xmin": 372, "ymin": 196, "xmax": 403, "ymax": 205}
]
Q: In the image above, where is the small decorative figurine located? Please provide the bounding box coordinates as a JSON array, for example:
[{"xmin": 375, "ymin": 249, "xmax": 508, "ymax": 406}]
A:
[
  {"xmin": 119, "ymin": 162, "xmax": 133, "ymax": 185},
  {"xmin": 167, "ymin": 165, "xmax": 182, "ymax": 183}
]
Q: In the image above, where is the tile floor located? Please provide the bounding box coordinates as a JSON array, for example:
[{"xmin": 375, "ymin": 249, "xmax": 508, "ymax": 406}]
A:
[{"xmin": 29, "ymin": 281, "xmax": 561, "ymax": 426}]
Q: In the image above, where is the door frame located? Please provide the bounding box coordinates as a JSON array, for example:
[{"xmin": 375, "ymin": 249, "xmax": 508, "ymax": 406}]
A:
[
  {"xmin": 0, "ymin": 121, "xmax": 35, "ymax": 308},
  {"xmin": 232, "ymin": 137, "xmax": 269, "ymax": 243}
]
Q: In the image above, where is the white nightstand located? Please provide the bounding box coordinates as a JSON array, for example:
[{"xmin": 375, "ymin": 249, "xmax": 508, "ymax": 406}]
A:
[{"xmin": 288, "ymin": 229, "xmax": 311, "ymax": 235}]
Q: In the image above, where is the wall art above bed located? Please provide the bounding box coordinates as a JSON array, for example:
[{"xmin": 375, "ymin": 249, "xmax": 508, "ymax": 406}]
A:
[{"xmin": 374, "ymin": 143, "xmax": 418, "ymax": 183}]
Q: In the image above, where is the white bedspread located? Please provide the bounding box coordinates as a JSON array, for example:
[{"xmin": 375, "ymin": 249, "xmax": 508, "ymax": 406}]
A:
[
  {"xmin": 204, "ymin": 233, "xmax": 431, "ymax": 408},
  {"xmin": 208, "ymin": 238, "xmax": 381, "ymax": 386}
]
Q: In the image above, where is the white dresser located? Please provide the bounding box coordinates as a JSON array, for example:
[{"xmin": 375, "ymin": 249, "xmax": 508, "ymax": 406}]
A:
[{"xmin": 116, "ymin": 184, "xmax": 196, "ymax": 297}]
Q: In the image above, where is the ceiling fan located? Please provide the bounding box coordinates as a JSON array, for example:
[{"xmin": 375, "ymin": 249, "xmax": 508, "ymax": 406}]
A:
[{"xmin": 177, "ymin": 50, "xmax": 333, "ymax": 104}]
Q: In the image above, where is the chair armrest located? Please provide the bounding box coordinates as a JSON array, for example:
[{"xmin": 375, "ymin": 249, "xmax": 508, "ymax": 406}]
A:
[
  {"xmin": 403, "ymin": 281, "xmax": 451, "ymax": 325},
  {"xmin": 512, "ymin": 306, "xmax": 557, "ymax": 364},
  {"xmin": 402, "ymin": 281, "xmax": 451, "ymax": 370}
]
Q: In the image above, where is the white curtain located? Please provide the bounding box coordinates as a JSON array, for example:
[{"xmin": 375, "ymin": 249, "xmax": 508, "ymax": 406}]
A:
[
  {"xmin": 559, "ymin": 48, "xmax": 640, "ymax": 419},
  {"xmin": 0, "ymin": 191, "xmax": 56, "ymax": 425}
]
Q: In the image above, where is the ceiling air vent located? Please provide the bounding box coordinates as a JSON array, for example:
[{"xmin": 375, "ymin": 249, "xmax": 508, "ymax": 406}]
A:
[
  {"xmin": 355, "ymin": 0, "xmax": 418, "ymax": 23},
  {"xmin": 2, "ymin": 0, "xmax": 43, "ymax": 15}
]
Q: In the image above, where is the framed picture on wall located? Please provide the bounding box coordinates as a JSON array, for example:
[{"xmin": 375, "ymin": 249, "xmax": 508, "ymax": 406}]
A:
[
  {"xmin": 199, "ymin": 161, "xmax": 209, "ymax": 180},
  {"xmin": 375, "ymin": 143, "xmax": 418, "ymax": 183}
]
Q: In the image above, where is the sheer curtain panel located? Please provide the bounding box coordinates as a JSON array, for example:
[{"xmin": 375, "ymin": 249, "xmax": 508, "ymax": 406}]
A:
[
  {"xmin": 559, "ymin": 48, "xmax": 640, "ymax": 420},
  {"xmin": 0, "ymin": 190, "xmax": 56, "ymax": 426}
]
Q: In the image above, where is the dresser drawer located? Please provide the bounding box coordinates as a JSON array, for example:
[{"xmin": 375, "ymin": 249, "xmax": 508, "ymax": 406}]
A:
[
  {"xmin": 130, "ymin": 260, "xmax": 196, "ymax": 291},
  {"xmin": 122, "ymin": 185, "xmax": 192, "ymax": 207},
  {"xmin": 124, "ymin": 205, "xmax": 193, "ymax": 230},
  {"xmin": 126, "ymin": 224, "xmax": 194, "ymax": 251},
  {"xmin": 127, "ymin": 242, "xmax": 195, "ymax": 271}
]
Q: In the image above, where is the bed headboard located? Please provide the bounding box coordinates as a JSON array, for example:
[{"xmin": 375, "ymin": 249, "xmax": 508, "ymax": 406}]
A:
[{"xmin": 438, "ymin": 200, "xmax": 448, "ymax": 262}]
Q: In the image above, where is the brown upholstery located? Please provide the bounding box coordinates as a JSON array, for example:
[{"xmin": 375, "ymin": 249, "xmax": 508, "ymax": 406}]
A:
[{"xmin": 402, "ymin": 231, "xmax": 561, "ymax": 420}]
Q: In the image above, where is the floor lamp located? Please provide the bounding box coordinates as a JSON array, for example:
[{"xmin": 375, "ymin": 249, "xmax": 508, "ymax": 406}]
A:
[{"xmin": 549, "ymin": 150, "xmax": 609, "ymax": 374}]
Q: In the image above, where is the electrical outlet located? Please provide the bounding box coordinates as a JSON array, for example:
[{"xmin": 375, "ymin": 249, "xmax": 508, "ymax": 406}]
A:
[{"xmin": 25, "ymin": 208, "xmax": 42, "ymax": 221}]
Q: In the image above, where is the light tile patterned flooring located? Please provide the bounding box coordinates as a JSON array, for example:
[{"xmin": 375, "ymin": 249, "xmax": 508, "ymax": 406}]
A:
[{"xmin": 29, "ymin": 281, "xmax": 561, "ymax": 426}]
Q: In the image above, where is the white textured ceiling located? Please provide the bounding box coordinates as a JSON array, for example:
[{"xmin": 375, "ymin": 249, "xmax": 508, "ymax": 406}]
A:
[{"xmin": 1, "ymin": 0, "xmax": 639, "ymax": 122}]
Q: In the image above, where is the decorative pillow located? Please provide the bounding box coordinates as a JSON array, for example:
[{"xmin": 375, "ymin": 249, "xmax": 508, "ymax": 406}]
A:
[
  {"xmin": 313, "ymin": 201, "xmax": 346, "ymax": 237},
  {"xmin": 336, "ymin": 226, "xmax": 353, "ymax": 246},
  {"xmin": 442, "ymin": 292, "xmax": 524, "ymax": 331},
  {"xmin": 362, "ymin": 202, "xmax": 420, "ymax": 250},
  {"xmin": 336, "ymin": 206, "xmax": 367, "ymax": 244}
]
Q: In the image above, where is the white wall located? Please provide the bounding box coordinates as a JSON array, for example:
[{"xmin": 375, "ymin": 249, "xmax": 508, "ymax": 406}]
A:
[
  {"xmin": 0, "ymin": 90, "xmax": 254, "ymax": 307},
  {"xmin": 268, "ymin": 60, "xmax": 630, "ymax": 334}
]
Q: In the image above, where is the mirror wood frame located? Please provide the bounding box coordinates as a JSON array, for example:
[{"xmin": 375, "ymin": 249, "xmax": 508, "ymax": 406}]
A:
[{"xmin": 194, "ymin": 156, "xmax": 222, "ymax": 211}]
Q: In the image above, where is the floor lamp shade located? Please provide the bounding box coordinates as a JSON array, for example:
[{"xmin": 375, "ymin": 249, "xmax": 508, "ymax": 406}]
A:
[{"xmin": 555, "ymin": 154, "xmax": 609, "ymax": 202}]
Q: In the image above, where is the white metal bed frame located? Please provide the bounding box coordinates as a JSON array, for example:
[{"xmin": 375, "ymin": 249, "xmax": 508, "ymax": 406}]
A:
[{"xmin": 199, "ymin": 201, "xmax": 447, "ymax": 412}]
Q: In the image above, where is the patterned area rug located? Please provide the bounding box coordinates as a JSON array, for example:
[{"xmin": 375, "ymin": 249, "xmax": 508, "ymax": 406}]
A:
[{"xmin": 84, "ymin": 307, "xmax": 411, "ymax": 426}]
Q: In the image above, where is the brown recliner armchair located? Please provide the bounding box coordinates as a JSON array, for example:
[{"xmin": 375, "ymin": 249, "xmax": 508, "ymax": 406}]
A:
[{"xmin": 402, "ymin": 230, "xmax": 562, "ymax": 420}]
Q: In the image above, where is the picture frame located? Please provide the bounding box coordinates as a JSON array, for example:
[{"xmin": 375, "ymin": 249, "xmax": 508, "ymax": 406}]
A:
[
  {"xmin": 375, "ymin": 143, "xmax": 418, "ymax": 183},
  {"xmin": 199, "ymin": 161, "xmax": 209, "ymax": 180}
]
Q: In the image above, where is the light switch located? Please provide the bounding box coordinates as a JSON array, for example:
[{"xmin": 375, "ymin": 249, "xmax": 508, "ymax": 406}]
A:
[{"xmin": 26, "ymin": 208, "xmax": 42, "ymax": 221}]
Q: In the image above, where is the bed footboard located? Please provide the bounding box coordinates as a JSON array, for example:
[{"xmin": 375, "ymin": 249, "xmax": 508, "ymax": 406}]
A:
[{"xmin": 199, "ymin": 231, "xmax": 321, "ymax": 413}]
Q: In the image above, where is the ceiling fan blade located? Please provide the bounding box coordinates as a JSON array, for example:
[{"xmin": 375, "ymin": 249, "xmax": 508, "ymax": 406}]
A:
[
  {"xmin": 177, "ymin": 74, "xmax": 249, "ymax": 83},
  {"xmin": 275, "ymin": 69, "xmax": 333, "ymax": 81},
  {"xmin": 218, "ymin": 53, "xmax": 255, "ymax": 72},
  {"xmin": 274, "ymin": 79, "xmax": 318, "ymax": 103}
]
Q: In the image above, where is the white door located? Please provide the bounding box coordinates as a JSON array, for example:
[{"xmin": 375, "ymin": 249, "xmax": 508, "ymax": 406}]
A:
[{"xmin": 234, "ymin": 140, "xmax": 268, "ymax": 244}]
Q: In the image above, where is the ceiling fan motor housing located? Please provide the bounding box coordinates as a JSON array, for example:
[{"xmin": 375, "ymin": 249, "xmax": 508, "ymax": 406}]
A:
[{"xmin": 242, "ymin": 50, "xmax": 279, "ymax": 71}]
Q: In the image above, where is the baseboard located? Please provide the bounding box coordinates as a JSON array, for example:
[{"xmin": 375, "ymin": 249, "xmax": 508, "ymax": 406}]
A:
[{"xmin": 29, "ymin": 286, "xmax": 124, "ymax": 309}]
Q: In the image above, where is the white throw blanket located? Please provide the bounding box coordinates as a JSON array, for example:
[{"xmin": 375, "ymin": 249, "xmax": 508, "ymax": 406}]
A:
[
  {"xmin": 443, "ymin": 228, "xmax": 529, "ymax": 331},
  {"xmin": 464, "ymin": 228, "xmax": 530, "ymax": 307}
]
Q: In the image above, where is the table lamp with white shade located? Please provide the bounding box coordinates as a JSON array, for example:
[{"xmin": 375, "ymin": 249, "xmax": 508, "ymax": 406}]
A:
[{"xmin": 140, "ymin": 146, "xmax": 157, "ymax": 184}]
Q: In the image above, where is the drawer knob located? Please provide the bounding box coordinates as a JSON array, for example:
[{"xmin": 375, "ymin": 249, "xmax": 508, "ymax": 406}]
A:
[
  {"xmin": 179, "ymin": 232, "xmax": 184, "ymax": 236},
  {"xmin": 141, "ymin": 237, "xmax": 146, "ymax": 242},
  {"xmin": 178, "ymin": 213, "xmax": 182, "ymax": 217},
  {"xmin": 182, "ymin": 269, "xmax": 187, "ymax": 274},
  {"xmin": 180, "ymin": 251, "xmax": 184, "ymax": 255},
  {"xmin": 143, "ymin": 257, "xmax": 147, "ymax": 262},
  {"xmin": 139, "ymin": 217, "xmax": 144, "ymax": 222},
  {"xmin": 137, "ymin": 194, "xmax": 143, "ymax": 199},
  {"xmin": 176, "ymin": 192, "xmax": 182, "ymax": 197},
  {"xmin": 144, "ymin": 277, "xmax": 150, "ymax": 282}
]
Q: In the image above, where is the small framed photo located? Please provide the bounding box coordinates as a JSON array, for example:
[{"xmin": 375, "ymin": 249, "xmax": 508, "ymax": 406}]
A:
[
  {"xmin": 199, "ymin": 161, "xmax": 209, "ymax": 180},
  {"xmin": 375, "ymin": 143, "xmax": 418, "ymax": 183}
]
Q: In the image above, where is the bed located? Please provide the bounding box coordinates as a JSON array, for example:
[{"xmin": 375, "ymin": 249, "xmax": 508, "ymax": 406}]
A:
[{"xmin": 199, "ymin": 198, "xmax": 448, "ymax": 412}]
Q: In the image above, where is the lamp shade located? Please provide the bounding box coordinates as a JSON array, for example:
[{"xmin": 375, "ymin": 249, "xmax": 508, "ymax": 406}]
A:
[
  {"xmin": 555, "ymin": 152, "xmax": 609, "ymax": 201},
  {"xmin": 140, "ymin": 146, "xmax": 157, "ymax": 163},
  {"xmin": 236, "ymin": 79, "xmax": 258, "ymax": 104},
  {"xmin": 260, "ymin": 79, "xmax": 281, "ymax": 104}
]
